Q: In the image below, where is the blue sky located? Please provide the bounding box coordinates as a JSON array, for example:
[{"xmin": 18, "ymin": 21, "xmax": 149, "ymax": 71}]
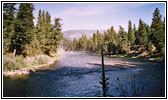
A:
[{"xmin": 33, "ymin": 3, "xmax": 165, "ymax": 32}]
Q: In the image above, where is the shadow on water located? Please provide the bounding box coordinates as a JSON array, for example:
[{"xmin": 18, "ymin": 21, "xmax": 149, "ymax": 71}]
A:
[{"xmin": 4, "ymin": 66, "xmax": 101, "ymax": 97}]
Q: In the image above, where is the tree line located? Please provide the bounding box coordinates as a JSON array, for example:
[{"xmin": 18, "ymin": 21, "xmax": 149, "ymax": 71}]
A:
[
  {"xmin": 3, "ymin": 3, "xmax": 63, "ymax": 57},
  {"xmin": 64, "ymin": 8, "xmax": 165, "ymax": 58}
]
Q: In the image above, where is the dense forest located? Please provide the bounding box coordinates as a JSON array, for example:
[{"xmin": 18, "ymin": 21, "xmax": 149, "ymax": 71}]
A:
[
  {"xmin": 3, "ymin": 3, "xmax": 63, "ymax": 57},
  {"xmin": 64, "ymin": 8, "xmax": 165, "ymax": 60}
]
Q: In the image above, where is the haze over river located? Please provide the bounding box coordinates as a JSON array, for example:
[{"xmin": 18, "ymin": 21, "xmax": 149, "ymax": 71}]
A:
[{"xmin": 3, "ymin": 51, "xmax": 165, "ymax": 97}]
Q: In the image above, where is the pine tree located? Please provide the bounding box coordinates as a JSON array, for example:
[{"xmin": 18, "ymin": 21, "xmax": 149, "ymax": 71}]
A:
[
  {"xmin": 133, "ymin": 24, "xmax": 137, "ymax": 33},
  {"xmin": 36, "ymin": 9, "xmax": 45, "ymax": 53},
  {"xmin": 96, "ymin": 30, "xmax": 103, "ymax": 52},
  {"xmin": 128, "ymin": 20, "xmax": 135, "ymax": 46},
  {"xmin": 93, "ymin": 33, "xmax": 98, "ymax": 51},
  {"xmin": 136, "ymin": 19, "xmax": 148, "ymax": 46},
  {"xmin": 105, "ymin": 27, "xmax": 118, "ymax": 54},
  {"xmin": 118, "ymin": 26, "xmax": 129, "ymax": 54},
  {"xmin": 11, "ymin": 3, "xmax": 35, "ymax": 56},
  {"xmin": 3, "ymin": 3, "xmax": 16, "ymax": 53},
  {"xmin": 151, "ymin": 8, "xmax": 165, "ymax": 53},
  {"xmin": 36, "ymin": 9, "xmax": 42, "ymax": 33},
  {"xmin": 44, "ymin": 11, "xmax": 53, "ymax": 54},
  {"xmin": 72, "ymin": 38, "xmax": 77, "ymax": 50},
  {"xmin": 45, "ymin": 11, "xmax": 53, "ymax": 35},
  {"xmin": 49, "ymin": 17, "xmax": 63, "ymax": 53},
  {"xmin": 133, "ymin": 24, "xmax": 139, "ymax": 45},
  {"xmin": 87, "ymin": 37, "xmax": 94, "ymax": 51}
]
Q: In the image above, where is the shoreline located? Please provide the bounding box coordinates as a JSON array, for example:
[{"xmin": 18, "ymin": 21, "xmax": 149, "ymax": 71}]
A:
[
  {"xmin": 3, "ymin": 54, "xmax": 63, "ymax": 76},
  {"xmin": 85, "ymin": 51, "xmax": 164, "ymax": 62}
]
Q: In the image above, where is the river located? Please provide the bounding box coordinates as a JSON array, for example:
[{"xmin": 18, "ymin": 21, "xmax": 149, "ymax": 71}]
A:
[{"xmin": 3, "ymin": 51, "xmax": 165, "ymax": 97}]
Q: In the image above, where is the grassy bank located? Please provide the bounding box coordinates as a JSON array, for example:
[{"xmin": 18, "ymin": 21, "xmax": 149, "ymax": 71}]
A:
[{"xmin": 3, "ymin": 53, "xmax": 63, "ymax": 76}]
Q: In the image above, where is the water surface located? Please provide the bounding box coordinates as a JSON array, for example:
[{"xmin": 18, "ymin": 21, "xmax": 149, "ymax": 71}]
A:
[{"xmin": 3, "ymin": 51, "xmax": 165, "ymax": 97}]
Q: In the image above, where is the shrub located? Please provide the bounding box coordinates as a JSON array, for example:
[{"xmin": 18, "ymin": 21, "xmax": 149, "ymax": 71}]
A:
[
  {"xmin": 3, "ymin": 54, "xmax": 51, "ymax": 71},
  {"xmin": 32, "ymin": 55, "xmax": 50, "ymax": 66},
  {"xmin": 3, "ymin": 54, "xmax": 27, "ymax": 71}
]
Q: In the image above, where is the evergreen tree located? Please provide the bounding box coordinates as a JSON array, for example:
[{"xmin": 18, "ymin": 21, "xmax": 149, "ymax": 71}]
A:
[
  {"xmin": 136, "ymin": 19, "xmax": 148, "ymax": 46},
  {"xmin": 93, "ymin": 33, "xmax": 98, "ymax": 51},
  {"xmin": 128, "ymin": 20, "xmax": 135, "ymax": 46},
  {"xmin": 133, "ymin": 24, "xmax": 137, "ymax": 33},
  {"xmin": 151, "ymin": 8, "xmax": 165, "ymax": 53},
  {"xmin": 11, "ymin": 3, "xmax": 35, "ymax": 56},
  {"xmin": 36, "ymin": 9, "xmax": 42, "ymax": 33},
  {"xmin": 87, "ymin": 37, "xmax": 94, "ymax": 51},
  {"xmin": 72, "ymin": 38, "xmax": 77, "ymax": 50},
  {"xmin": 105, "ymin": 27, "xmax": 118, "ymax": 54},
  {"xmin": 49, "ymin": 17, "xmax": 63, "ymax": 53},
  {"xmin": 96, "ymin": 30, "xmax": 103, "ymax": 52},
  {"xmin": 44, "ymin": 11, "xmax": 53, "ymax": 54},
  {"xmin": 40, "ymin": 10, "xmax": 47, "ymax": 52},
  {"xmin": 118, "ymin": 26, "xmax": 129, "ymax": 54},
  {"xmin": 36, "ymin": 9, "xmax": 46, "ymax": 53},
  {"xmin": 3, "ymin": 3, "xmax": 16, "ymax": 53},
  {"xmin": 133, "ymin": 24, "xmax": 139, "ymax": 45}
]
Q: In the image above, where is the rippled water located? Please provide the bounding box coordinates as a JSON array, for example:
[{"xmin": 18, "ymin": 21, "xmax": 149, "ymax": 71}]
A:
[{"xmin": 3, "ymin": 51, "xmax": 165, "ymax": 97}]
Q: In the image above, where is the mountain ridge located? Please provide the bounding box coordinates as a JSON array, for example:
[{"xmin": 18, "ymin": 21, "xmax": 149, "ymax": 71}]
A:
[{"xmin": 63, "ymin": 29, "xmax": 106, "ymax": 40}]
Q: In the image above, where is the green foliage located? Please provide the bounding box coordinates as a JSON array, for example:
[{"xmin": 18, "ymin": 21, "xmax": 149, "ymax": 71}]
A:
[
  {"xmin": 118, "ymin": 26, "xmax": 130, "ymax": 54},
  {"xmin": 3, "ymin": 3, "xmax": 63, "ymax": 71},
  {"xmin": 48, "ymin": 17, "xmax": 63, "ymax": 53},
  {"xmin": 128, "ymin": 20, "xmax": 135, "ymax": 45},
  {"xmin": 136, "ymin": 19, "xmax": 148, "ymax": 46},
  {"xmin": 11, "ymin": 3, "xmax": 35, "ymax": 56},
  {"xmin": 3, "ymin": 3, "xmax": 17, "ymax": 53},
  {"xmin": 151, "ymin": 8, "xmax": 165, "ymax": 53},
  {"xmin": 36, "ymin": 9, "xmax": 46, "ymax": 52},
  {"xmin": 36, "ymin": 10, "xmax": 63, "ymax": 55}
]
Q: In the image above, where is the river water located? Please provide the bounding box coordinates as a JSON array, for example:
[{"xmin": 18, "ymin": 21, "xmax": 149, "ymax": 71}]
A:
[{"xmin": 3, "ymin": 51, "xmax": 165, "ymax": 97}]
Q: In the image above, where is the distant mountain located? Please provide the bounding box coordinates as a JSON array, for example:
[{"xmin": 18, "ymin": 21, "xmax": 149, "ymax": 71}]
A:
[{"xmin": 63, "ymin": 29, "xmax": 106, "ymax": 40}]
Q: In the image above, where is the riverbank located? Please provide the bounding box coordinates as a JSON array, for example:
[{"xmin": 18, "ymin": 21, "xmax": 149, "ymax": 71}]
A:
[
  {"xmin": 85, "ymin": 50, "xmax": 164, "ymax": 62},
  {"xmin": 3, "ymin": 53, "xmax": 63, "ymax": 76}
]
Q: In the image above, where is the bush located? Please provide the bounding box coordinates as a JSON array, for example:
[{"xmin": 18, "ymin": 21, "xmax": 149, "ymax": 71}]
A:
[
  {"xmin": 3, "ymin": 54, "xmax": 27, "ymax": 71},
  {"xmin": 3, "ymin": 54, "xmax": 51, "ymax": 71},
  {"xmin": 32, "ymin": 55, "xmax": 50, "ymax": 66}
]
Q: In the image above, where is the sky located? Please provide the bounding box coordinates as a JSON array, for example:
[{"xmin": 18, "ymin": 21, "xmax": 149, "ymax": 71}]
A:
[{"xmin": 33, "ymin": 3, "xmax": 165, "ymax": 32}]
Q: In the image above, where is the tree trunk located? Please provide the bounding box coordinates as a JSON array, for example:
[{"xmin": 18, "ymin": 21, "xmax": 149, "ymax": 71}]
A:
[{"xmin": 13, "ymin": 49, "xmax": 16, "ymax": 56}]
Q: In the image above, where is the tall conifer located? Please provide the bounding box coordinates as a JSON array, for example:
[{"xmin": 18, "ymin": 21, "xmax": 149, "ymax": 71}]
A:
[
  {"xmin": 11, "ymin": 3, "xmax": 35, "ymax": 56},
  {"xmin": 151, "ymin": 8, "xmax": 165, "ymax": 53},
  {"xmin": 3, "ymin": 3, "xmax": 16, "ymax": 53},
  {"xmin": 128, "ymin": 20, "xmax": 135, "ymax": 45}
]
